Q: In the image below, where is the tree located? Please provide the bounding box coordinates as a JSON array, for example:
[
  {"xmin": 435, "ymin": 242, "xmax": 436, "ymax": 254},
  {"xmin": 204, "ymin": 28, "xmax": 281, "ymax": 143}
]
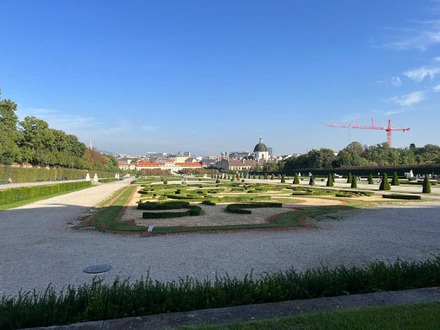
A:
[
  {"xmin": 19, "ymin": 116, "xmax": 55, "ymax": 165},
  {"xmin": 0, "ymin": 95, "xmax": 21, "ymax": 164},
  {"xmin": 280, "ymin": 174, "xmax": 285, "ymax": 183},
  {"xmin": 379, "ymin": 173, "xmax": 391, "ymax": 191}
]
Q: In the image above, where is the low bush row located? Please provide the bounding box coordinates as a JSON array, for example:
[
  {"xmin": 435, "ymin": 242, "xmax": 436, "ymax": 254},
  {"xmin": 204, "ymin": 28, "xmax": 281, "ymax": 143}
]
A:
[
  {"xmin": 137, "ymin": 201, "xmax": 190, "ymax": 210},
  {"xmin": 142, "ymin": 205, "xmax": 203, "ymax": 219},
  {"xmin": 226, "ymin": 202, "xmax": 283, "ymax": 214},
  {"xmin": 0, "ymin": 181, "xmax": 92, "ymax": 205},
  {"xmin": 382, "ymin": 194, "xmax": 422, "ymax": 200}
]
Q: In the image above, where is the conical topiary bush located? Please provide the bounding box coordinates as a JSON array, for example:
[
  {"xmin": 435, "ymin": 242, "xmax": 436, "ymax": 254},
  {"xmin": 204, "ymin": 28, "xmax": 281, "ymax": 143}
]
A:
[
  {"xmin": 281, "ymin": 174, "xmax": 285, "ymax": 183},
  {"xmin": 368, "ymin": 173, "xmax": 374, "ymax": 184},
  {"xmin": 347, "ymin": 173, "xmax": 352, "ymax": 184},
  {"xmin": 422, "ymin": 174, "xmax": 431, "ymax": 193},
  {"xmin": 293, "ymin": 173, "xmax": 299, "ymax": 184},
  {"xmin": 326, "ymin": 173, "xmax": 334, "ymax": 187},
  {"xmin": 391, "ymin": 172, "xmax": 400, "ymax": 186},
  {"xmin": 379, "ymin": 173, "xmax": 391, "ymax": 191},
  {"xmin": 351, "ymin": 177, "xmax": 357, "ymax": 188}
]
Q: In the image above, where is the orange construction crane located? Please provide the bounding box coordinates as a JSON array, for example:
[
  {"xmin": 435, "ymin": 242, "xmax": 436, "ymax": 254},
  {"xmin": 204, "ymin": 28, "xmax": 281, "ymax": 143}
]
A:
[{"xmin": 325, "ymin": 119, "xmax": 410, "ymax": 147}]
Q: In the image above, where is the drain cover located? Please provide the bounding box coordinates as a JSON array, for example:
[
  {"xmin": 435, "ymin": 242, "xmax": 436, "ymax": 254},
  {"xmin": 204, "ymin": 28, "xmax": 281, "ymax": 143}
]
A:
[{"xmin": 83, "ymin": 264, "xmax": 112, "ymax": 274}]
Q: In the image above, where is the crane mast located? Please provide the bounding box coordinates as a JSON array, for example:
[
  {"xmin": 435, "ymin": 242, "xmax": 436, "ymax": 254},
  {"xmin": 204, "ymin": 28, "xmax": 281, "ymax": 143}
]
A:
[{"xmin": 325, "ymin": 119, "xmax": 410, "ymax": 147}]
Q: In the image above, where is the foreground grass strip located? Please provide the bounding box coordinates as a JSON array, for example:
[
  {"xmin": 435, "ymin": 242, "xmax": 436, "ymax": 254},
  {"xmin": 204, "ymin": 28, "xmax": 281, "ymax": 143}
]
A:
[
  {"xmin": 1, "ymin": 257, "xmax": 440, "ymax": 329},
  {"xmin": 180, "ymin": 302, "xmax": 440, "ymax": 330}
]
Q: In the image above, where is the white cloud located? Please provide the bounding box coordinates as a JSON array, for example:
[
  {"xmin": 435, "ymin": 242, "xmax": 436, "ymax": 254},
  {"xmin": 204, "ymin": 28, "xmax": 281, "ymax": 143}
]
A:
[
  {"xmin": 434, "ymin": 56, "xmax": 440, "ymax": 62},
  {"xmin": 433, "ymin": 84, "xmax": 440, "ymax": 92},
  {"xmin": 391, "ymin": 76, "xmax": 402, "ymax": 86},
  {"xmin": 403, "ymin": 66, "xmax": 440, "ymax": 82},
  {"xmin": 387, "ymin": 91, "xmax": 426, "ymax": 106},
  {"xmin": 381, "ymin": 20, "xmax": 440, "ymax": 51}
]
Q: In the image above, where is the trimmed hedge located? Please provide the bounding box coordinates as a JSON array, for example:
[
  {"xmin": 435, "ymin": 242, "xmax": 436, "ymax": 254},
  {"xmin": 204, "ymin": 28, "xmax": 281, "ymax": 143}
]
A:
[
  {"xmin": 142, "ymin": 205, "xmax": 203, "ymax": 219},
  {"xmin": 138, "ymin": 201, "xmax": 190, "ymax": 210},
  {"xmin": 226, "ymin": 202, "xmax": 282, "ymax": 214},
  {"xmin": 0, "ymin": 181, "xmax": 92, "ymax": 205},
  {"xmin": 98, "ymin": 178, "xmax": 118, "ymax": 183},
  {"xmin": 382, "ymin": 194, "xmax": 422, "ymax": 200}
]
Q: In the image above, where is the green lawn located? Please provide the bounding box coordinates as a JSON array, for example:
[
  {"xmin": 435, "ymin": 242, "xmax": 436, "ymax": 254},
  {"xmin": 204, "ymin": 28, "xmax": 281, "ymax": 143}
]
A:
[{"xmin": 180, "ymin": 301, "xmax": 440, "ymax": 330}]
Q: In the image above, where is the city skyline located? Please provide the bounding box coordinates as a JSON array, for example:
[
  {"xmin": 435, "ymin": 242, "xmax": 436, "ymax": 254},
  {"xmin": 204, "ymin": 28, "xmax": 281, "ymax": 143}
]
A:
[{"xmin": 1, "ymin": 1, "xmax": 440, "ymax": 155}]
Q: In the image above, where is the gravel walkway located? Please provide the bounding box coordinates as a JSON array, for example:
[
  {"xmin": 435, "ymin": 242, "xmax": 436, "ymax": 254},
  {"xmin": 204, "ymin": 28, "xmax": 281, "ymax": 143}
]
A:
[{"xmin": 0, "ymin": 180, "xmax": 440, "ymax": 298}]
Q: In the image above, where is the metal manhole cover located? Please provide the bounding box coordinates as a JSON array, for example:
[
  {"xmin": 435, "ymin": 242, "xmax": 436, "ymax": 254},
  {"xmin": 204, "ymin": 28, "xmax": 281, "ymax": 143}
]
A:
[{"xmin": 83, "ymin": 264, "xmax": 112, "ymax": 274}]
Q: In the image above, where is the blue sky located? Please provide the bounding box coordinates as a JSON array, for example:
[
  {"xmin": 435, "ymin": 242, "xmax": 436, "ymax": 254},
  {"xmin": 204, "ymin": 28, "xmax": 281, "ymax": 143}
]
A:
[{"xmin": 1, "ymin": 0, "xmax": 440, "ymax": 156}]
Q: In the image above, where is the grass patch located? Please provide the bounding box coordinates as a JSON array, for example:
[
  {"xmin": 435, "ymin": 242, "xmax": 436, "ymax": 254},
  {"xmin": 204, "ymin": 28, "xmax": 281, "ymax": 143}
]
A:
[
  {"xmin": 83, "ymin": 185, "xmax": 143, "ymax": 231},
  {"xmin": 182, "ymin": 302, "xmax": 440, "ymax": 329},
  {"xmin": 1, "ymin": 257, "xmax": 440, "ymax": 329}
]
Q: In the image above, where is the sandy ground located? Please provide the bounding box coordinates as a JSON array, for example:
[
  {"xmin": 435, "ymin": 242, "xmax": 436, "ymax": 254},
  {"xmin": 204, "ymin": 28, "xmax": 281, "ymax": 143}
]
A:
[{"xmin": 0, "ymin": 179, "xmax": 439, "ymax": 298}]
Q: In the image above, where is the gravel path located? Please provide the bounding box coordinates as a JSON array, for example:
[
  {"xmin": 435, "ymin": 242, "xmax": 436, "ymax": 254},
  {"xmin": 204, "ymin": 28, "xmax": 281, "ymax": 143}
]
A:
[{"xmin": 1, "ymin": 180, "xmax": 440, "ymax": 298}]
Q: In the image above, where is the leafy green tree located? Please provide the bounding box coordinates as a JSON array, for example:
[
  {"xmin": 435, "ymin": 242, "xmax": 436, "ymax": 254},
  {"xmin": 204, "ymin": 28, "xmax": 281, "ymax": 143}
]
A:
[
  {"xmin": 19, "ymin": 116, "xmax": 55, "ymax": 165},
  {"xmin": 391, "ymin": 172, "xmax": 400, "ymax": 186},
  {"xmin": 379, "ymin": 173, "xmax": 391, "ymax": 191},
  {"xmin": 422, "ymin": 174, "xmax": 431, "ymax": 193},
  {"xmin": 0, "ymin": 95, "xmax": 21, "ymax": 164}
]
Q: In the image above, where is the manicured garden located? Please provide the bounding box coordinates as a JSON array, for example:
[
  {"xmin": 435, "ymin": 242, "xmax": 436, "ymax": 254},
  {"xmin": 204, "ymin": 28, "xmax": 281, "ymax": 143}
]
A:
[{"xmin": 81, "ymin": 175, "xmax": 429, "ymax": 235}]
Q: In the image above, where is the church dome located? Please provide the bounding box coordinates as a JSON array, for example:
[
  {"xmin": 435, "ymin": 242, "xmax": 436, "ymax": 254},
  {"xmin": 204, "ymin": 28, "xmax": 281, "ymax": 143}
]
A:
[{"xmin": 253, "ymin": 138, "xmax": 268, "ymax": 152}]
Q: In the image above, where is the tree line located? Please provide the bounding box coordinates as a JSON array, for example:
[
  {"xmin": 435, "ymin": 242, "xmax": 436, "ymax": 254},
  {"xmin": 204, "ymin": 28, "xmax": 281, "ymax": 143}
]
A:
[
  {"xmin": 0, "ymin": 93, "xmax": 118, "ymax": 171},
  {"xmin": 283, "ymin": 141, "xmax": 440, "ymax": 172}
]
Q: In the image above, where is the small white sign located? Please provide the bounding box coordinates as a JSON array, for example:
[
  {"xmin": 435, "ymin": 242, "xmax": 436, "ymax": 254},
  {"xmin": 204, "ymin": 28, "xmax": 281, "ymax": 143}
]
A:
[{"xmin": 147, "ymin": 226, "xmax": 154, "ymax": 232}]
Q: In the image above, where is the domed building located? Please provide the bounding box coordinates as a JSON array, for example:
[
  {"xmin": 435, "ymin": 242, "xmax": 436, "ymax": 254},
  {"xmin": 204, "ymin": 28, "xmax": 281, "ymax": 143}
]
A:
[{"xmin": 253, "ymin": 138, "xmax": 269, "ymax": 161}]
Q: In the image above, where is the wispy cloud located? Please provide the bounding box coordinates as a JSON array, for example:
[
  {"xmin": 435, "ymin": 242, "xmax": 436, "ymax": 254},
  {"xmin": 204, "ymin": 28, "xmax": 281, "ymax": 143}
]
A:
[
  {"xmin": 386, "ymin": 91, "xmax": 426, "ymax": 106},
  {"xmin": 433, "ymin": 84, "xmax": 440, "ymax": 92},
  {"xmin": 403, "ymin": 66, "xmax": 440, "ymax": 82},
  {"xmin": 381, "ymin": 20, "xmax": 440, "ymax": 51},
  {"xmin": 17, "ymin": 108, "xmax": 99, "ymax": 131},
  {"xmin": 391, "ymin": 76, "xmax": 402, "ymax": 86}
]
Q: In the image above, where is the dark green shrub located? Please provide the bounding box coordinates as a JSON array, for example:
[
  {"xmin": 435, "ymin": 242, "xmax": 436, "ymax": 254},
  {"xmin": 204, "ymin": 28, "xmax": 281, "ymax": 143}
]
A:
[
  {"xmin": 379, "ymin": 173, "xmax": 391, "ymax": 191},
  {"xmin": 142, "ymin": 205, "xmax": 203, "ymax": 218},
  {"xmin": 423, "ymin": 174, "xmax": 431, "ymax": 193},
  {"xmin": 138, "ymin": 201, "xmax": 190, "ymax": 210},
  {"xmin": 326, "ymin": 173, "xmax": 334, "ymax": 187},
  {"xmin": 382, "ymin": 194, "xmax": 421, "ymax": 200},
  {"xmin": 215, "ymin": 179, "xmax": 220, "ymax": 184},
  {"xmin": 351, "ymin": 177, "xmax": 357, "ymax": 188},
  {"xmin": 391, "ymin": 172, "xmax": 400, "ymax": 186},
  {"xmin": 280, "ymin": 175, "xmax": 285, "ymax": 183},
  {"xmin": 225, "ymin": 202, "xmax": 282, "ymax": 214},
  {"xmin": 201, "ymin": 200, "xmax": 216, "ymax": 206},
  {"xmin": 368, "ymin": 174, "xmax": 374, "ymax": 184},
  {"xmin": 347, "ymin": 173, "xmax": 352, "ymax": 184},
  {"xmin": 293, "ymin": 173, "xmax": 299, "ymax": 184}
]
